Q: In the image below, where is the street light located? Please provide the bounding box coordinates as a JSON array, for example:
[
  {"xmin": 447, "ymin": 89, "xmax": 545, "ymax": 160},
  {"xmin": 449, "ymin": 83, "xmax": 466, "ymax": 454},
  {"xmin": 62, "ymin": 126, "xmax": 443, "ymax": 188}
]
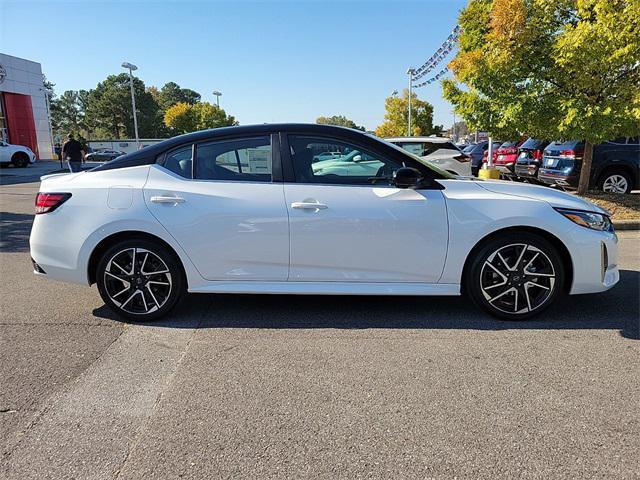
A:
[
  {"xmin": 212, "ymin": 90, "xmax": 222, "ymax": 108},
  {"xmin": 406, "ymin": 67, "xmax": 415, "ymax": 137},
  {"xmin": 391, "ymin": 90, "xmax": 398, "ymax": 97},
  {"xmin": 121, "ymin": 62, "xmax": 139, "ymax": 148}
]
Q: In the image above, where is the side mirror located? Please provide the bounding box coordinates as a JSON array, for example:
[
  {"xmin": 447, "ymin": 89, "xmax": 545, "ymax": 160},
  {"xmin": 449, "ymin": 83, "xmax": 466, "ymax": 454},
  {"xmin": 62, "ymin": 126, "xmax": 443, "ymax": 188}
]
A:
[
  {"xmin": 352, "ymin": 154, "xmax": 362, "ymax": 162},
  {"xmin": 393, "ymin": 167, "xmax": 423, "ymax": 189}
]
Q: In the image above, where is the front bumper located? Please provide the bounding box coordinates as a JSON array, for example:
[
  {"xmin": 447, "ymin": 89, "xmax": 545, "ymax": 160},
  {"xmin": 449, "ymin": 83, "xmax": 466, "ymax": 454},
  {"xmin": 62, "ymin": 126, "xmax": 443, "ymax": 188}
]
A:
[{"xmin": 569, "ymin": 228, "xmax": 619, "ymax": 295}]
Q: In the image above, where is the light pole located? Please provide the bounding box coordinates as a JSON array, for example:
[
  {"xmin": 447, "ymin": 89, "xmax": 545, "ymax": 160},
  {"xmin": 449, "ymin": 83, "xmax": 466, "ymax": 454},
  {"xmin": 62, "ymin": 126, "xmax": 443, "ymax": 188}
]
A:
[
  {"xmin": 121, "ymin": 62, "xmax": 139, "ymax": 148},
  {"xmin": 406, "ymin": 67, "xmax": 415, "ymax": 137},
  {"xmin": 212, "ymin": 90, "xmax": 222, "ymax": 108}
]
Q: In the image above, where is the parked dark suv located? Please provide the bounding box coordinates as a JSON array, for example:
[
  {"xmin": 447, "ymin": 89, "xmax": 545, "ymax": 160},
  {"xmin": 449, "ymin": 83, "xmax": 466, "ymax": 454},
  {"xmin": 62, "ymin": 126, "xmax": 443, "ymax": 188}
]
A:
[
  {"xmin": 464, "ymin": 140, "xmax": 501, "ymax": 176},
  {"xmin": 514, "ymin": 138, "xmax": 550, "ymax": 182},
  {"xmin": 538, "ymin": 138, "xmax": 640, "ymax": 193}
]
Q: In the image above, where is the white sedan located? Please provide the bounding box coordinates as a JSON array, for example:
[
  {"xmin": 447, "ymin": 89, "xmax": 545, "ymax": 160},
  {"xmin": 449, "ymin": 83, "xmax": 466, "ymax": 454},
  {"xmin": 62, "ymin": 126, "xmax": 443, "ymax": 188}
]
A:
[
  {"xmin": 0, "ymin": 140, "xmax": 37, "ymax": 167},
  {"xmin": 30, "ymin": 124, "xmax": 619, "ymax": 321}
]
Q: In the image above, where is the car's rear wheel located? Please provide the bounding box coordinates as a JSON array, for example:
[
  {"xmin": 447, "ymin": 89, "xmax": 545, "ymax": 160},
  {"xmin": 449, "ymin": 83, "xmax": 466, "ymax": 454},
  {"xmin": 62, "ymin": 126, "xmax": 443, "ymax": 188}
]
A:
[
  {"xmin": 12, "ymin": 153, "xmax": 29, "ymax": 168},
  {"xmin": 96, "ymin": 239, "xmax": 184, "ymax": 321},
  {"xmin": 465, "ymin": 233, "xmax": 564, "ymax": 320},
  {"xmin": 599, "ymin": 169, "xmax": 632, "ymax": 194}
]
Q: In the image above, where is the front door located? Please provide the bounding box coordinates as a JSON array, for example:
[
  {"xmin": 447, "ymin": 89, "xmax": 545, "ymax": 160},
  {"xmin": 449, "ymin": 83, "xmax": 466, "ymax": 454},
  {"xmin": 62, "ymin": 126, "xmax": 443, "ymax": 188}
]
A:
[
  {"xmin": 284, "ymin": 135, "xmax": 448, "ymax": 283},
  {"xmin": 144, "ymin": 135, "xmax": 289, "ymax": 281}
]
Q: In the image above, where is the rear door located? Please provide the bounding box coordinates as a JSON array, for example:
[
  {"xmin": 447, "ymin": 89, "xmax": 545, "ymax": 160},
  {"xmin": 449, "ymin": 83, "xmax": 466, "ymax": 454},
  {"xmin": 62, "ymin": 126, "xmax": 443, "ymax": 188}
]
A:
[{"xmin": 143, "ymin": 134, "xmax": 289, "ymax": 281}]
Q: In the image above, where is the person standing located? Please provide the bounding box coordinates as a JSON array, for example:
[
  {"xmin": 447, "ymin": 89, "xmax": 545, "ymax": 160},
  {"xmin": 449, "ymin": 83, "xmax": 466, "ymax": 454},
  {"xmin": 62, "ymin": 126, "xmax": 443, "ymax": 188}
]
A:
[{"xmin": 62, "ymin": 133, "xmax": 84, "ymax": 172}]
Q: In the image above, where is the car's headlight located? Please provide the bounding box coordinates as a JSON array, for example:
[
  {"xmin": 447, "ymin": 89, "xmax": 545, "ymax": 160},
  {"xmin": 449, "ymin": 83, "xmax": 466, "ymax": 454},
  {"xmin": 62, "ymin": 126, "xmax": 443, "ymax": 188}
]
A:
[{"xmin": 555, "ymin": 208, "xmax": 613, "ymax": 232}]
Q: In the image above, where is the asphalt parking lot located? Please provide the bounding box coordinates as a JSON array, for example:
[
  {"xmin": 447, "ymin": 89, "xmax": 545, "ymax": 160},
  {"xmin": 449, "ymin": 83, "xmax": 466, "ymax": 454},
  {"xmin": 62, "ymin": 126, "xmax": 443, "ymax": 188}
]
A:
[{"xmin": 1, "ymin": 168, "xmax": 638, "ymax": 479}]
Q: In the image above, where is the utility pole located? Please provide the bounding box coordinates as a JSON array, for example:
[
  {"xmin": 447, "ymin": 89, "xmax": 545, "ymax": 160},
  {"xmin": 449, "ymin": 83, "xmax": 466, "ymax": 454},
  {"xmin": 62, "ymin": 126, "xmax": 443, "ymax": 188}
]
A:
[
  {"xmin": 406, "ymin": 67, "xmax": 415, "ymax": 136},
  {"xmin": 121, "ymin": 62, "xmax": 140, "ymax": 148}
]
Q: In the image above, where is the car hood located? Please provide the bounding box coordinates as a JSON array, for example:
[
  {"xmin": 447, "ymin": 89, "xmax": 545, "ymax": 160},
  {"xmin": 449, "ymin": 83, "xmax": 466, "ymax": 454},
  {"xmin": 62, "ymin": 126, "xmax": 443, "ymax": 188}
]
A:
[{"xmin": 473, "ymin": 179, "xmax": 607, "ymax": 214}]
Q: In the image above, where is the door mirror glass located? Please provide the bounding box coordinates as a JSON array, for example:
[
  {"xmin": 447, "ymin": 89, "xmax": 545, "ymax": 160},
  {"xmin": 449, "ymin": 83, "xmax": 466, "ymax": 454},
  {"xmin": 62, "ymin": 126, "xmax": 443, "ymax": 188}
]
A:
[
  {"xmin": 393, "ymin": 167, "xmax": 423, "ymax": 189},
  {"xmin": 352, "ymin": 154, "xmax": 362, "ymax": 162}
]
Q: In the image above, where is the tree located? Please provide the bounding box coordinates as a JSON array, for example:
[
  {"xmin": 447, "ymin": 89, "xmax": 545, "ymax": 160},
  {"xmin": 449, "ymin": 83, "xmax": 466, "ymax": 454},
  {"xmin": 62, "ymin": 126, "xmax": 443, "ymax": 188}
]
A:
[
  {"xmin": 316, "ymin": 115, "xmax": 365, "ymax": 131},
  {"xmin": 50, "ymin": 90, "xmax": 85, "ymax": 137},
  {"xmin": 375, "ymin": 89, "xmax": 434, "ymax": 137},
  {"xmin": 156, "ymin": 82, "xmax": 201, "ymax": 111},
  {"xmin": 444, "ymin": 0, "xmax": 640, "ymax": 193},
  {"xmin": 164, "ymin": 102, "xmax": 237, "ymax": 134},
  {"xmin": 84, "ymin": 74, "xmax": 163, "ymax": 139}
]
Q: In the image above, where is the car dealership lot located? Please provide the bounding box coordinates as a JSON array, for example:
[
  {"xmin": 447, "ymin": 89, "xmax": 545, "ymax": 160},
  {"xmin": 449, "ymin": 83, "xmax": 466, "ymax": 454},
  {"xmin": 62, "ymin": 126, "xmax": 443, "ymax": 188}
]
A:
[{"xmin": 1, "ymin": 179, "xmax": 639, "ymax": 478}]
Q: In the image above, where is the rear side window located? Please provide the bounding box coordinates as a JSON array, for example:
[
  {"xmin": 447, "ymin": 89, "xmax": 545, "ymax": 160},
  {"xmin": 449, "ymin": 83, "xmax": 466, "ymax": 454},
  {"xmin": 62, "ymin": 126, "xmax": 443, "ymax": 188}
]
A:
[
  {"xmin": 195, "ymin": 136, "xmax": 272, "ymax": 182},
  {"xmin": 423, "ymin": 141, "xmax": 459, "ymax": 155},
  {"xmin": 161, "ymin": 146, "xmax": 193, "ymax": 178},
  {"xmin": 395, "ymin": 142, "xmax": 425, "ymax": 156}
]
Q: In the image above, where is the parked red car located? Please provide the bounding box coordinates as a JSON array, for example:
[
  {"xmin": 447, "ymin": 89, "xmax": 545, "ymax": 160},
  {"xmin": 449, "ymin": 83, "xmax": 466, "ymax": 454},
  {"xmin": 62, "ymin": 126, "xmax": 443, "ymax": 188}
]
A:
[{"xmin": 482, "ymin": 140, "xmax": 525, "ymax": 176}]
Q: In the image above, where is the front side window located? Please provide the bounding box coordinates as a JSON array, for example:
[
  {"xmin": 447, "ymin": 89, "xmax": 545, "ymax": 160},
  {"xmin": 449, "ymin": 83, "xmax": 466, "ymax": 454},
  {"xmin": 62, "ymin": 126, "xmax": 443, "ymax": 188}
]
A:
[
  {"xmin": 395, "ymin": 142, "xmax": 426, "ymax": 156},
  {"xmin": 289, "ymin": 135, "xmax": 399, "ymax": 185},
  {"xmin": 195, "ymin": 136, "xmax": 272, "ymax": 182}
]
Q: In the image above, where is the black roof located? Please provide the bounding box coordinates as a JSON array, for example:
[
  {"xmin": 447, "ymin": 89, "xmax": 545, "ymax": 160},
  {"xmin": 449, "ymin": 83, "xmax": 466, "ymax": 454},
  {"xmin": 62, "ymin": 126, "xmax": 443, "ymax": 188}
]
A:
[{"xmin": 92, "ymin": 123, "xmax": 375, "ymax": 172}]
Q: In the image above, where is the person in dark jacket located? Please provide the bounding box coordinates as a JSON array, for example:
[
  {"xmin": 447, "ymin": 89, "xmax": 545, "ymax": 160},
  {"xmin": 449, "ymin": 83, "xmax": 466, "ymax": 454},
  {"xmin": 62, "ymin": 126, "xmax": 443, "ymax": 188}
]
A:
[{"xmin": 62, "ymin": 133, "xmax": 85, "ymax": 172}]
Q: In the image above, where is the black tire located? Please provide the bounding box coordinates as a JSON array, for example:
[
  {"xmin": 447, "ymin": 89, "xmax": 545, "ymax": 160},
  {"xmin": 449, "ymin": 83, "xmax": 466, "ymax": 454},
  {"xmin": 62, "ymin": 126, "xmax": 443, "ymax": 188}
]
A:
[
  {"xmin": 598, "ymin": 169, "xmax": 632, "ymax": 194},
  {"xmin": 96, "ymin": 239, "xmax": 184, "ymax": 321},
  {"xmin": 12, "ymin": 153, "xmax": 29, "ymax": 168},
  {"xmin": 465, "ymin": 232, "xmax": 565, "ymax": 320}
]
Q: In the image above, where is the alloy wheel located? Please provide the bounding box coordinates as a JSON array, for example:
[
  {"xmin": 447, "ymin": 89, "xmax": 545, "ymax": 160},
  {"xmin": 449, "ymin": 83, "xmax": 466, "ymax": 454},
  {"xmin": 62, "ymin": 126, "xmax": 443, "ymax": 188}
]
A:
[
  {"xmin": 103, "ymin": 247, "xmax": 172, "ymax": 315},
  {"xmin": 480, "ymin": 243, "xmax": 556, "ymax": 315},
  {"xmin": 602, "ymin": 174, "xmax": 629, "ymax": 194}
]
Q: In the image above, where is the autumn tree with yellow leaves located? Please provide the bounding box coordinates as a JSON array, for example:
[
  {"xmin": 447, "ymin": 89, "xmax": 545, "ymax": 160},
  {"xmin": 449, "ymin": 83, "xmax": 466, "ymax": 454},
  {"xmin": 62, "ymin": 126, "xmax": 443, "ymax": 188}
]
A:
[{"xmin": 443, "ymin": 0, "xmax": 640, "ymax": 193}]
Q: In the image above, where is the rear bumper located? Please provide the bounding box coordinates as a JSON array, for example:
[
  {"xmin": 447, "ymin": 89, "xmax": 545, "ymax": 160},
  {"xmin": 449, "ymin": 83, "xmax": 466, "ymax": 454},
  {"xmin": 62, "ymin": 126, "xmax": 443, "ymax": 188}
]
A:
[
  {"xmin": 514, "ymin": 163, "xmax": 539, "ymax": 179},
  {"xmin": 538, "ymin": 169, "xmax": 579, "ymax": 187}
]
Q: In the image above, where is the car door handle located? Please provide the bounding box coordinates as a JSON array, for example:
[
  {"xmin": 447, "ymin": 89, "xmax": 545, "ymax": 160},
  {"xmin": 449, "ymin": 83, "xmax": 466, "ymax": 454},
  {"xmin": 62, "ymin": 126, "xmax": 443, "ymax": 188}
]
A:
[
  {"xmin": 291, "ymin": 202, "xmax": 328, "ymax": 210},
  {"xmin": 150, "ymin": 195, "xmax": 185, "ymax": 204}
]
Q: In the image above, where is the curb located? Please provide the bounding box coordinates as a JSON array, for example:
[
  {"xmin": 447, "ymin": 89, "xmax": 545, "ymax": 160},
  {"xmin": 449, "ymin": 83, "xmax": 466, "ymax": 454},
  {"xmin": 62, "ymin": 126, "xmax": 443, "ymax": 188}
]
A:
[{"xmin": 613, "ymin": 220, "xmax": 640, "ymax": 231}]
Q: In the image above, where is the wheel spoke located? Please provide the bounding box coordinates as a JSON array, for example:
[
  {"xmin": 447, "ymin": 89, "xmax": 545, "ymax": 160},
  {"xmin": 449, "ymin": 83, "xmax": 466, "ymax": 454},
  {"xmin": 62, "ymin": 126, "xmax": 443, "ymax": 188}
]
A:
[
  {"xmin": 488, "ymin": 287, "xmax": 516, "ymax": 304},
  {"xmin": 105, "ymin": 271, "xmax": 128, "ymax": 283},
  {"xmin": 138, "ymin": 289, "xmax": 148, "ymax": 311},
  {"xmin": 145, "ymin": 284, "xmax": 161, "ymax": 308},
  {"xmin": 525, "ymin": 280, "xmax": 550, "ymax": 290},
  {"xmin": 514, "ymin": 244, "xmax": 528, "ymax": 269},
  {"xmin": 523, "ymin": 285, "xmax": 533, "ymax": 312},
  {"xmin": 111, "ymin": 261, "xmax": 129, "ymax": 275},
  {"xmin": 120, "ymin": 291, "xmax": 138, "ymax": 309},
  {"xmin": 141, "ymin": 252, "xmax": 149, "ymax": 273},
  {"xmin": 142, "ymin": 268, "xmax": 170, "ymax": 276}
]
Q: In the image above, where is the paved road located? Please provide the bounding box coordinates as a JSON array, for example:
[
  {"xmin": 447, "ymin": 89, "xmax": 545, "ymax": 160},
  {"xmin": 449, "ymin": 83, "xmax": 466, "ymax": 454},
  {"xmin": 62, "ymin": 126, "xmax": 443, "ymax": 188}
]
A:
[{"xmin": 1, "ymin": 180, "xmax": 638, "ymax": 479}]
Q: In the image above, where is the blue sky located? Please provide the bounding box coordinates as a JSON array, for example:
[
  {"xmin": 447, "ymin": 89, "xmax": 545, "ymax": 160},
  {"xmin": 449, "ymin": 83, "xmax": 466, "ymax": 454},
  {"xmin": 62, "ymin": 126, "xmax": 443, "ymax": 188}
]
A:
[{"xmin": 0, "ymin": 0, "xmax": 467, "ymax": 131}]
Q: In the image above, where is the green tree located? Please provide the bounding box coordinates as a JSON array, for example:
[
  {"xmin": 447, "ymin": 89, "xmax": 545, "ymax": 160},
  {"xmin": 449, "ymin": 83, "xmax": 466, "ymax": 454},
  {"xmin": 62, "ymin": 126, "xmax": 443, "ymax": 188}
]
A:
[
  {"xmin": 156, "ymin": 82, "xmax": 201, "ymax": 111},
  {"xmin": 84, "ymin": 73, "xmax": 163, "ymax": 139},
  {"xmin": 375, "ymin": 89, "xmax": 434, "ymax": 137},
  {"xmin": 164, "ymin": 102, "xmax": 237, "ymax": 134},
  {"xmin": 444, "ymin": 0, "xmax": 640, "ymax": 193},
  {"xmin": 316, "ymin": 115, "xmax": 365, "ymax": 131},
  {"xmin": 50, "ymin": 90, "xmax": 85, "ymax": 137}
]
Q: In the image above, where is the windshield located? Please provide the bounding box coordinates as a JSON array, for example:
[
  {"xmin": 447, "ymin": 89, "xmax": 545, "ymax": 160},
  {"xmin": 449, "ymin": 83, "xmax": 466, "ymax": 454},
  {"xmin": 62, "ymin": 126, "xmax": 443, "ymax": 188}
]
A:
[{"xmin": 376, "ymin": 137, "xmax": 456, "ymax": 178}]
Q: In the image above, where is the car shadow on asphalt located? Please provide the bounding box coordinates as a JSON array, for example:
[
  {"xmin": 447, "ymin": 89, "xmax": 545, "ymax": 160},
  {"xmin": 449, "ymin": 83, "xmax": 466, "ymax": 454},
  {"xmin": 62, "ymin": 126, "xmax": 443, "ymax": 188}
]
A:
[
  {"xmin": 93, "ymin": 270, "xmax": 639, "ymax": 340},
  {"xmin": 0, "ymin": 212, "xmax": 33, "ymax": 253}
]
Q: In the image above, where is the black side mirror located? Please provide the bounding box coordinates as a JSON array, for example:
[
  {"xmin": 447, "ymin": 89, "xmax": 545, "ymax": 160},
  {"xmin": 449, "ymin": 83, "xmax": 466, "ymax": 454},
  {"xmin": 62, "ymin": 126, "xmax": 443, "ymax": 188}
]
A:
[{"xmin": 393, "ymin": 167, "xmax": 423, "ymax": 189}]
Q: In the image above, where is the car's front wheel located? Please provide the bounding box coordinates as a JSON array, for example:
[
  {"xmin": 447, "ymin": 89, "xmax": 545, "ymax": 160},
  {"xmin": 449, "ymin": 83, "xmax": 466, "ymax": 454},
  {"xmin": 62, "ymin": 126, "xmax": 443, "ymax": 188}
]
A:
[
  {"xmin": 96, "ymin": 239, "xmax": 184, "ymax": 321},
  {"xmin": 465, "ymin": 233, "xmax": 565, "ymax": 320}
]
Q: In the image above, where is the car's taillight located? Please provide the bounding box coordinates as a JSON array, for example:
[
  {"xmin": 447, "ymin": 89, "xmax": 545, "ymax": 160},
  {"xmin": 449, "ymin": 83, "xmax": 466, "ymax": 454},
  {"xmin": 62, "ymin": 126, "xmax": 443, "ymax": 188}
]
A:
[
  {"xmin": 560, "ymin": 149, "xmax": 577, "ymax": 159},
  {"xmin": 35, "ymin": 192, "xmax": 72, "ymax": 214},
  {"xmin": 532, "ymin": 149, "xmax": 543, "ymax": 160},
  {"xmin": 454, "ymin": 153, "xmax": 471, "ymax": 162}
]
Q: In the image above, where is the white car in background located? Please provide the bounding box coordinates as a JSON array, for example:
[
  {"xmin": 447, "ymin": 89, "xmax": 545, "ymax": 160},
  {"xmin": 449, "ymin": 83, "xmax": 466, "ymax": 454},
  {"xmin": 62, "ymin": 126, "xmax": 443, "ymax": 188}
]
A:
[
  {"xmin": 0, "ymin": 140, "xmax": 37, "ymax": 168},
  {"xmin": 386, "ymin": 136, "xmax": 472, "ymax": 176}
]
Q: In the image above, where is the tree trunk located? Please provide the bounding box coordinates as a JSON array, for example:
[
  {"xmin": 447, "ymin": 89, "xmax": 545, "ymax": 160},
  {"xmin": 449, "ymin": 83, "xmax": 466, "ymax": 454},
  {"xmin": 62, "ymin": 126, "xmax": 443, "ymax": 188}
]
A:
[{"xmin": 577, "ymin": 140, "xmax": 593, "ymax": 195}]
